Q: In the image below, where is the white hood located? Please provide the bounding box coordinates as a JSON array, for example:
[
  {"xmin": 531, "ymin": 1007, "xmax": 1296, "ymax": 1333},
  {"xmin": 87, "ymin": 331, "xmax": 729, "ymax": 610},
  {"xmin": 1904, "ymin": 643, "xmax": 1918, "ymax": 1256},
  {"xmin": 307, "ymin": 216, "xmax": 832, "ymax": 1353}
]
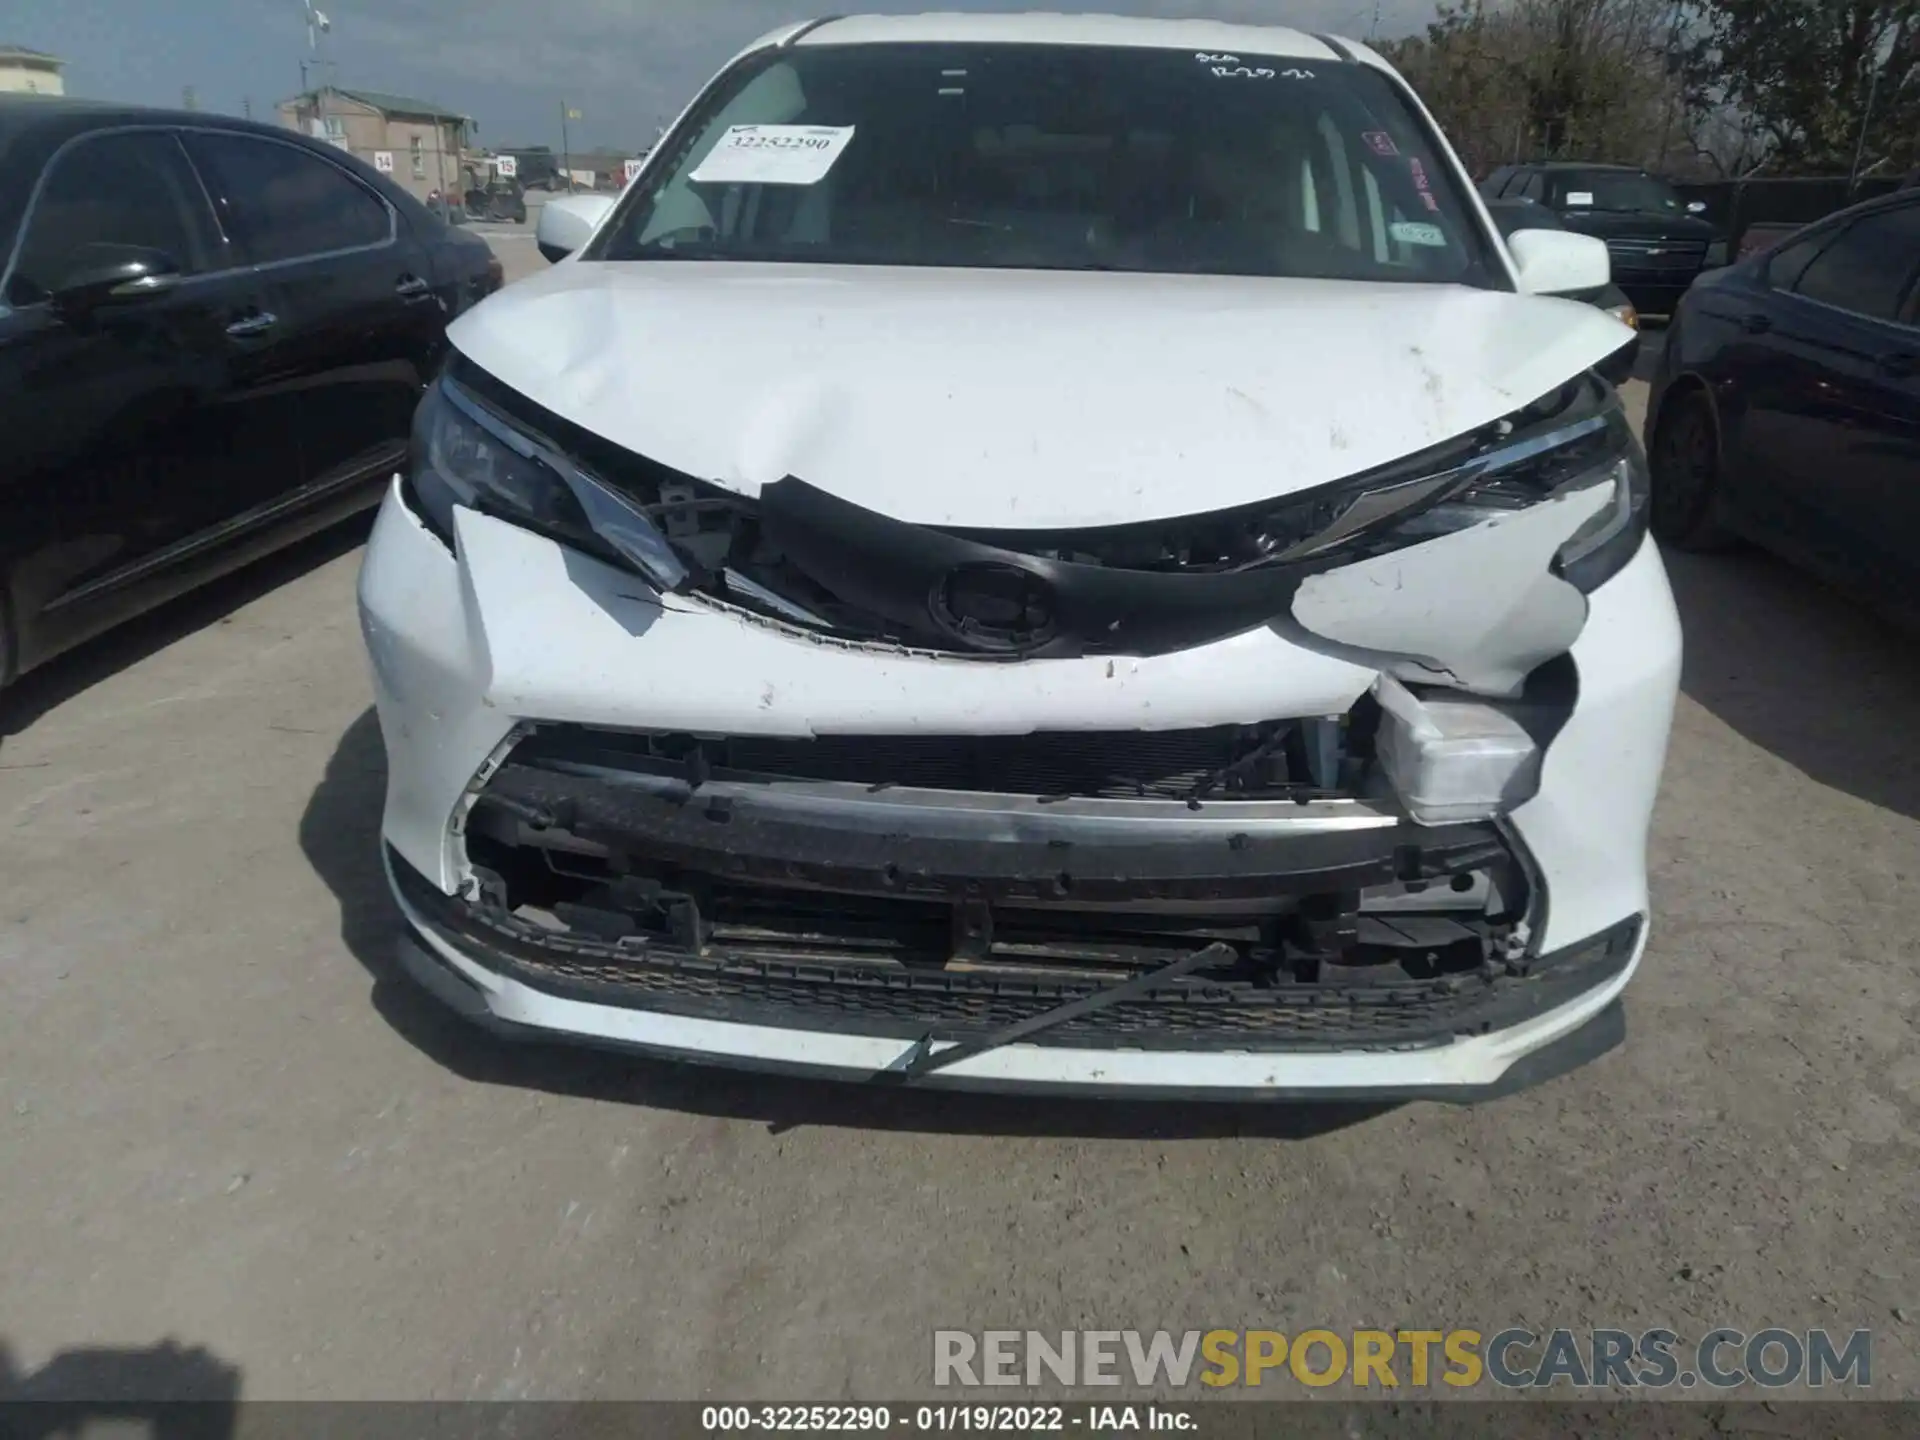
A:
[{"xmin": 450, "ymin": 260, "xmax": 1631, "ymax": 530}]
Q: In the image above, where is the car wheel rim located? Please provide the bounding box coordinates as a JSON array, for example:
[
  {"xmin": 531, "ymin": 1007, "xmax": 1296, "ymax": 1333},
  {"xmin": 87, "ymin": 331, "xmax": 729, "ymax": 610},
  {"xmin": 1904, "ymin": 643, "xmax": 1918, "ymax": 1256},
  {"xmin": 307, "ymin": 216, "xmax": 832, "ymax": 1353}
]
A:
[{"xmin": 1653, "ymin": 400, "xmax": 1715, "ymax": 531}]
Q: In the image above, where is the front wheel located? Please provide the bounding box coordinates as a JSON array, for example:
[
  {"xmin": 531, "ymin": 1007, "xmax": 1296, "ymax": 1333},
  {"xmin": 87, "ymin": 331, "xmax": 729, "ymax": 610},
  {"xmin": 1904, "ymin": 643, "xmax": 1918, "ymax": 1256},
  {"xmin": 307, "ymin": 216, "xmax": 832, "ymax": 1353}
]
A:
[
  {"xmin": 1649, "ymin": 387, "xmax": 1737, "ymax": 551},
  {"xmin": 0, "ymin": 577, "xmax": 16, "ymax": 697}
]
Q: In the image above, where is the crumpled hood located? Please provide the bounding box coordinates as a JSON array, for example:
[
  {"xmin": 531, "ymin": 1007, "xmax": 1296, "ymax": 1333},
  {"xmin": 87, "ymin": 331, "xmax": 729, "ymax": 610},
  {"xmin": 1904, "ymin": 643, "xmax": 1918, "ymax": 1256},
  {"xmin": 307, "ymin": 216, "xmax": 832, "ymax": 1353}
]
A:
[{"xmin": 450, "ymin": 260, "xmax": 1631, "ymax": 529}]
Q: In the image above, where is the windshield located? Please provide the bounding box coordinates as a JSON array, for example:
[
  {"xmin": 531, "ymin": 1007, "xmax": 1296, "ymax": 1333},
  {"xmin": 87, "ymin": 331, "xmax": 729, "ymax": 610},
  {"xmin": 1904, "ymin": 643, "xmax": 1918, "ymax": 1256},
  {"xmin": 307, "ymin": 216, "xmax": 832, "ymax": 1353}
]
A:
[
  {"xmin": 594, "ymin": 43, "xmax": 1496, "ymax": 285},
  {"xmin": 1551, "ymin": 170, "xmax": 1687, "ymax": 216}
]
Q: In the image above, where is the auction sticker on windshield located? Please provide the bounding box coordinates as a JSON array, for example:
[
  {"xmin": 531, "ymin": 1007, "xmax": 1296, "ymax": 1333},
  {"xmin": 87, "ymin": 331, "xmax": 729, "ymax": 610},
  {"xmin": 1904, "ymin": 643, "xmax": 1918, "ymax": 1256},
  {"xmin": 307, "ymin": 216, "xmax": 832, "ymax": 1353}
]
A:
[
  {"xmin": 690, "ymin": 124, "xmax": 856, "ymax": 185},
  {"xmin": 1390, "ymin": 221, "xmax": 1447, "ymax": 247}
]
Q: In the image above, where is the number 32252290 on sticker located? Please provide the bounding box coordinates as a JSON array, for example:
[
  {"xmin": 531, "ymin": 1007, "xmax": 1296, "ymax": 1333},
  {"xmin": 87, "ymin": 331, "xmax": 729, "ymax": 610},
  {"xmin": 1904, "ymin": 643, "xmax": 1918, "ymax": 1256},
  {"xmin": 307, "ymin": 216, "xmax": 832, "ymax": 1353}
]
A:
[{"xmin": 689, "ymin": 124, "xmax": 857, "ymax": 186}]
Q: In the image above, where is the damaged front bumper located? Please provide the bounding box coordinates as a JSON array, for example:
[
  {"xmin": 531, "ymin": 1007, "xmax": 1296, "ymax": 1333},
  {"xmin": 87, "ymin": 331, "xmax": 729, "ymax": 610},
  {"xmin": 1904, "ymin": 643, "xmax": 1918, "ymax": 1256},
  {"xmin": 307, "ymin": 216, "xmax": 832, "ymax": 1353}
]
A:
[{"xmin": 359, "ymin": 445, "xmax": 1679, "ymax": 1097}]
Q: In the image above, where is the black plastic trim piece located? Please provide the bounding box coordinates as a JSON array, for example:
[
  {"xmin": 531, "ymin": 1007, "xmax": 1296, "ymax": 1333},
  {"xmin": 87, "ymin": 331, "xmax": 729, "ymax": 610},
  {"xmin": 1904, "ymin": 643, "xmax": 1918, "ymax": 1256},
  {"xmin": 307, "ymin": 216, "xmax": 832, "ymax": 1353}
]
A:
[
  {"xmin": 781, "ymin": 15, "xmax": 844, "ymax": 46},
  {"xmin": 895, "ymin": 941, "xmax": 1236, "ymax": 1078}
]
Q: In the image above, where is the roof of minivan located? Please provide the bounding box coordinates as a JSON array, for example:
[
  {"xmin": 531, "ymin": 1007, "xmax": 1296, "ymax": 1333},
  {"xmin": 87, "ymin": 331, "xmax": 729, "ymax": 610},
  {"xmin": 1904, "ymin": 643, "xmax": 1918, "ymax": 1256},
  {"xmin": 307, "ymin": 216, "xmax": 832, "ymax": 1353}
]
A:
[{"xmin": 792, "ymin": 12, "xmax": 1346, "ymax": 62}]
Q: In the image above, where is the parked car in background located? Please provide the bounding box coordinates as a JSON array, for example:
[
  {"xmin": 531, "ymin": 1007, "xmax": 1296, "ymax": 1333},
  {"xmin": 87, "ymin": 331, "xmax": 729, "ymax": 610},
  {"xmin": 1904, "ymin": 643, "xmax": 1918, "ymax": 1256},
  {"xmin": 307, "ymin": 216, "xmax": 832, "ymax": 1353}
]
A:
[
  {"xmin": 1482, "ymin": 162, "xmax": 1728, "ymax": 314},
  {"xmin": 497, "ymin": 147, "xmax": 564, "ymax": 191},
  {"xmin": 1484, "ymin": 197, "xmax": 1641, "ymax": 382},
  {"xmin": 1647, "ymin": 186, "xmax": 1920, "ymax": 612},
  {"xmin": 367, "ymin": 14, "xmax": 1678, "ymax": 1101},
  {"xmin": 0, "ymin": 97, "xmax": 502, "ymax": 688},
  {"xmin": 464, "ymin": 171, "xmax": 528, "ymax": 224}
]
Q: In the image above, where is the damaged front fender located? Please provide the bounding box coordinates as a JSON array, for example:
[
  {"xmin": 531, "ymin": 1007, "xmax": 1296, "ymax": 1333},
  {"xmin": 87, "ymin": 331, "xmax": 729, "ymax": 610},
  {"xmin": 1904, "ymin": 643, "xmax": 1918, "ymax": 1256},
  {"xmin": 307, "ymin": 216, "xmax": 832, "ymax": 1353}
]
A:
[{"xmin": 1289, "ymin": 483, "xmax": 1609, "ymax": 695}]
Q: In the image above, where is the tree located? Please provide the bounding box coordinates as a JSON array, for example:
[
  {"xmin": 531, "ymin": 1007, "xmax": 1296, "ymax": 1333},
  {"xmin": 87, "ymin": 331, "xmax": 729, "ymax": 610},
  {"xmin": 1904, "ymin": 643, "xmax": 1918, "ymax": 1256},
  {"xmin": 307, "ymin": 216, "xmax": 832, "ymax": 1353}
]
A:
[
  {"xmin": 1686, "ymin": 0, "xmax": 1920, "ymax": 173},
  {"xmin": 1381, "ymin": 0, "xmax": 1689, "ymax": 176}
]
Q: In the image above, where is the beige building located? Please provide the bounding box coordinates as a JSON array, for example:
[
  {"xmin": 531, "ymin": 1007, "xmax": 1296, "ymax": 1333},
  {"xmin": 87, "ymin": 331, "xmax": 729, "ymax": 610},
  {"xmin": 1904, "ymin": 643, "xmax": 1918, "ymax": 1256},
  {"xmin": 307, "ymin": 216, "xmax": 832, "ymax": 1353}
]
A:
[
  {"xmin": 277, "ymin": 86, "xmax": 473, "ymax": 203},
  {"xmin": 0, "ymin": 44, "xmax": 65, "ymax": 95}
]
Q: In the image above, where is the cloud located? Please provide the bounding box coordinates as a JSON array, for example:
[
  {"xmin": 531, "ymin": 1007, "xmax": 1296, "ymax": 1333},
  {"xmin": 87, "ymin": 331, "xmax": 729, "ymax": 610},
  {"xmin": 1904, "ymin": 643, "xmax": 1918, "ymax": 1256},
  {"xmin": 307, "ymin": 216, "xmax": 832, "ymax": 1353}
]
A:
[{"xmin": 322, "ymin": 0, "xmax": 1437, "ymax": 144}]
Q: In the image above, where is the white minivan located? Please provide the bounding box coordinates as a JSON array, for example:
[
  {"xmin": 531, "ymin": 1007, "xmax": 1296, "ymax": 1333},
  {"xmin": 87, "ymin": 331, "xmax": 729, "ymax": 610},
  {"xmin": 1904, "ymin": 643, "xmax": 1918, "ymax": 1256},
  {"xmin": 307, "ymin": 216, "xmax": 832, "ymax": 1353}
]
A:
[{"xmin": 360, "ymin": 13, "xmax": 1679, "ymax": 1100}]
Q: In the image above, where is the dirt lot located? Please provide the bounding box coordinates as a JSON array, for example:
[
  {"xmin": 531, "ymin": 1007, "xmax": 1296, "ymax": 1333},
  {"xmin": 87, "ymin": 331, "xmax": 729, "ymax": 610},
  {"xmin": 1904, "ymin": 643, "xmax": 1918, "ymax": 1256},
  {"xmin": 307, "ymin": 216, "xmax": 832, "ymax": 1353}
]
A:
[{"xmin": 1, "ymin": 238, "xmax": 1915, "ymax": 1402}]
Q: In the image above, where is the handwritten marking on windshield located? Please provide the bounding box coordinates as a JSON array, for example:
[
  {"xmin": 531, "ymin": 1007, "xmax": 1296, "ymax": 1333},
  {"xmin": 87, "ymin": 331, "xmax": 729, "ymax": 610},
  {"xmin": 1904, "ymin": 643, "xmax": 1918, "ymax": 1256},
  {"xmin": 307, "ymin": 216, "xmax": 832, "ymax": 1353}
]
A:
[{"xmin": 1193, "ymin": 51, "xmax": 1311, "ymax": 79}]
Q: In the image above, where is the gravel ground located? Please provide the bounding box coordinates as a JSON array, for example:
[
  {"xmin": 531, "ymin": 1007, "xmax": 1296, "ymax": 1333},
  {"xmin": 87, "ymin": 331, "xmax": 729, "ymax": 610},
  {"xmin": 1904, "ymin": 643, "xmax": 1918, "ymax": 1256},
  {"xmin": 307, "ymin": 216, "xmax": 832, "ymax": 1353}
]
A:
[{"xmin": 1, "ymin": 239, "xmax": 1914, "ymax": 1404}]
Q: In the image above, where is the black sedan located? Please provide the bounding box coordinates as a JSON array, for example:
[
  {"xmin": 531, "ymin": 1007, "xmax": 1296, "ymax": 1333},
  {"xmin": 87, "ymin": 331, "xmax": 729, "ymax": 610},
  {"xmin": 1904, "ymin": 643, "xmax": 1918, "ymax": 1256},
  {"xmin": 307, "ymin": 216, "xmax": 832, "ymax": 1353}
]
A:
[
  {"xmin": 1646, "ymin": 187, "xmax": 1920, "ymax": 611},
  {"xmin": 0, "ymin": 97, "xmax": 502, "ymax": 688}
]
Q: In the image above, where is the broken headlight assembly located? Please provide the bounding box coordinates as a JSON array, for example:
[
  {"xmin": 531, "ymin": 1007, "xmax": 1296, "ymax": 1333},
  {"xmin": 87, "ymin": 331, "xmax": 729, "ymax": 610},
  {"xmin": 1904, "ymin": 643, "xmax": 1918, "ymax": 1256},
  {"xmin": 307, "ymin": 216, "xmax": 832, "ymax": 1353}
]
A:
[
  {"xmin": 405, "ymin": 376, "xmax": 689, "ymax": 590},
  {"xmin": 985, "ymin": 377, "xmax": 1648, "ymax": 594},
  {"xmin": 1366, "ymin": 392, "xmax": 1649, "ymax": 594}
]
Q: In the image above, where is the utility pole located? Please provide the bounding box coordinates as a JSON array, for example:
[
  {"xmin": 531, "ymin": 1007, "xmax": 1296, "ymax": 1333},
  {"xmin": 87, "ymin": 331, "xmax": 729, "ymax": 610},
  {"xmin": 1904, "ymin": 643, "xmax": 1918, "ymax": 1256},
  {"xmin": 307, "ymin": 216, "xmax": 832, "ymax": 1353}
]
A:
[
  {"xmin": 560, "ymin": 102, "xmax": 581, "ymax": 190},
  {"xmin": 1849, "ymin": 65, "xmax": 1882, "ymax": 195},
  {"xmin": 1654, "ymin": 0, "xmax": 1684, "ymax": 170},
  {"xmin": 301, "ymin": 1, "xmax": 333, "ymax": 146},
  {"xmin": 436, "ymin": 113, "xmax": 451, "ymax": 221},
  {"xmin": 182, "ymin": 85, "xmax": 197, "ymax": 112},
  {"xmin": 1849, "ymin": 25, "xmax": 1902, "ymax": 195}
]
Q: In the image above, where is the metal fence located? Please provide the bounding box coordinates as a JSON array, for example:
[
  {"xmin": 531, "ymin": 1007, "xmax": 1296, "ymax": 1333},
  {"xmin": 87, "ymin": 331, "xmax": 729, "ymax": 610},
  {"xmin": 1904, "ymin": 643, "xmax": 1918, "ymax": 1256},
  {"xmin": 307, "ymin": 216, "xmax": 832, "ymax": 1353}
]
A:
[{"xmin": 1670, "ymin": 175, "xmax": 1905, "ymax": 255}]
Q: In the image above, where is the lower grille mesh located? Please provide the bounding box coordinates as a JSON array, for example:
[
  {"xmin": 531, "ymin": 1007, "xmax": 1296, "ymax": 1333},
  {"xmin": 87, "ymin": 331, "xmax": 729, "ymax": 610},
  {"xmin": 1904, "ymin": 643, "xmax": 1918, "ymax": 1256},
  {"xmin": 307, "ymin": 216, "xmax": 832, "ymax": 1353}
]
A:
[{"xmin": 393, "ymin": 851, "xmax": 1633, "ymax": 1053}]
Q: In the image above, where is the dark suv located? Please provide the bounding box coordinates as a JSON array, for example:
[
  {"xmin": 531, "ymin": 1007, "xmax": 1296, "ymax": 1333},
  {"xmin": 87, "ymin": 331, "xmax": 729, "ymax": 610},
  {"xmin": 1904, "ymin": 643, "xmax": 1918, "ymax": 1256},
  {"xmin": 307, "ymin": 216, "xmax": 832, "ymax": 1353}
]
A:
[{"xmin": 1481, "ymin": 163, "xmax": 1728, "ymax": 314}]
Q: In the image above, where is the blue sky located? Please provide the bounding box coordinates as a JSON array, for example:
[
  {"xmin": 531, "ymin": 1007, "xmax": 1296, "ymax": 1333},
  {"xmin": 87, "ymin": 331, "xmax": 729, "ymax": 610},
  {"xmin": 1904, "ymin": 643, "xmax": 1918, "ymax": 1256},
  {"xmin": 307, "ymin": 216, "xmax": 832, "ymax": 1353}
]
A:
[{"xmin": 10, "ymin": 0, "xmax": 1435, "ymax": 152}]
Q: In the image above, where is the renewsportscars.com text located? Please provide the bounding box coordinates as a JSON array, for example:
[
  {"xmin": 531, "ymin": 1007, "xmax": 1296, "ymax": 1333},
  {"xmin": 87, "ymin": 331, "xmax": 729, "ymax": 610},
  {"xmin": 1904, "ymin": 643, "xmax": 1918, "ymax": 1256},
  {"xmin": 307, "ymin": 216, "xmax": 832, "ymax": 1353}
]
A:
[{"xmin": 933, "ymin": 1328, "xmax": 1872, "ymax": 1390}]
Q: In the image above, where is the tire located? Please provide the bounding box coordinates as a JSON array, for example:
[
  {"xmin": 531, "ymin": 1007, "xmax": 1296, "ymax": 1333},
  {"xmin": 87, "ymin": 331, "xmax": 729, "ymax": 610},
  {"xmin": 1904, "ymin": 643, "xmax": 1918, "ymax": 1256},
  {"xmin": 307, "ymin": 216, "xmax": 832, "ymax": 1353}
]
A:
[
  {"xmin": 0, "ymin": 579, "xmax": 16, "ymax": 695},
  {"xmin": 1648, "ymin": 386, "xmax": 1737, "ymax": 551}
]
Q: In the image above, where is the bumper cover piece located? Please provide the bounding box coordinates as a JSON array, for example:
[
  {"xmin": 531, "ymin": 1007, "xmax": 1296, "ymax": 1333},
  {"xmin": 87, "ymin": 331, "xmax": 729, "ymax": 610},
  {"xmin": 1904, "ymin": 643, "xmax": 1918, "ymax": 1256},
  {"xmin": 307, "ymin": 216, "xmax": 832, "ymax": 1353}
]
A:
[{"xmin": 393, "ymin": 843, "xmax": 1636, "ymax": 1054}]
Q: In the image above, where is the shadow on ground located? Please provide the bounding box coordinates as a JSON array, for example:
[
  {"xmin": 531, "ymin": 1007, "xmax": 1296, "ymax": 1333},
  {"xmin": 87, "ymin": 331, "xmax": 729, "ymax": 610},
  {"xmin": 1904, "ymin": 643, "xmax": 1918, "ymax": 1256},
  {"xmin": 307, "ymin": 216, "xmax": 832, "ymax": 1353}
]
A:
[
  {"xmin": 0, "ymin": 519, "xmax": 371, "ymax": 741},
  {"xmin": 300, "ymin": 708, "xmax": 1389, "ymax": 1141},
  {"xmin": 1631, "ymin": 320, "xmax": 1667, "ymax": 383},
  {"xmin": 1663, "ymin": 544, "xmax": 1920, "ymax": 821},
  {"xmin": 0, "ymin": 1337, "xmax": 240, "ymax": 1438}
]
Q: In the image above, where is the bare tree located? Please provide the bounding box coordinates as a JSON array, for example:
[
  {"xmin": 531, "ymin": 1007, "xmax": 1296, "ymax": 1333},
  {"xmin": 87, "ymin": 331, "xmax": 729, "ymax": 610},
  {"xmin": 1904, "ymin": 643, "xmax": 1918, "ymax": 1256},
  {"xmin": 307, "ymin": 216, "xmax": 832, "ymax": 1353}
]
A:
[
  {"xmin": 1685, "ymin": 0, "xmax": 1920, "ymax": 175},
  {"xmin": 1382, "ymin": 0, "xmax": 1690, "ymax": 176}
]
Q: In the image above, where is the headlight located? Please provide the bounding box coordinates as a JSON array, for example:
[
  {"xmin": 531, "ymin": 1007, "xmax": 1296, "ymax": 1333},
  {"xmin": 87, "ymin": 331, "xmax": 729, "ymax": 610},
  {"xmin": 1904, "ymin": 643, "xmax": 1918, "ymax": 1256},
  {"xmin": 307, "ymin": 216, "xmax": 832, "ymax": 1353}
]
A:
[
  {"xmin": 1278, "ymin": 391, "xmax": 1649, "ymax": 593},
  {"xmin": 1704, "ymin": 239, "xmax": 1729, "ymax": 268},
  {"xmin": 407, "ymin": 376, "xmax": 687, "ymax": 590},
  {"xmin": 998, "ymin": 379, "xmax": 1648, "ymax": 597}
]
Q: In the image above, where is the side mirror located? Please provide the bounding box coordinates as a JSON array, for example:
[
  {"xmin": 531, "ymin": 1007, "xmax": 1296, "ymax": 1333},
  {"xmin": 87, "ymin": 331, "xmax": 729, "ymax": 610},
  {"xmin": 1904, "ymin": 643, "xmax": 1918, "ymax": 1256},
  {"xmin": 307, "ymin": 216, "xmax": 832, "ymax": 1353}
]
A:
[
  {"xmin": 1687, "ymin": 200, "xmax": 1708, "ymax": 214},
  {"xmin": 1507, "ymin": 227, "xmax": 1611, "ymax": 296},
  {"xmin": 535, "ymin": 193, "xmax": 617, "ymax": 263},
  {"xmin": 49, "ymin": 245, "xmax": 181, "ymax": 318}
]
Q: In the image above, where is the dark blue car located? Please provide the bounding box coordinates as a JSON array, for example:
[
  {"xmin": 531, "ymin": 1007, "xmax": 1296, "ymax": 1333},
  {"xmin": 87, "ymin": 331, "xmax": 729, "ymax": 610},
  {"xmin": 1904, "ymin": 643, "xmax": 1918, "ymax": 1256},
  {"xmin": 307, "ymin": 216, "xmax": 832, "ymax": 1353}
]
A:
[{"xmin": 1647, "ymin": 188, "xmax": 1920, "ymax": 612}]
